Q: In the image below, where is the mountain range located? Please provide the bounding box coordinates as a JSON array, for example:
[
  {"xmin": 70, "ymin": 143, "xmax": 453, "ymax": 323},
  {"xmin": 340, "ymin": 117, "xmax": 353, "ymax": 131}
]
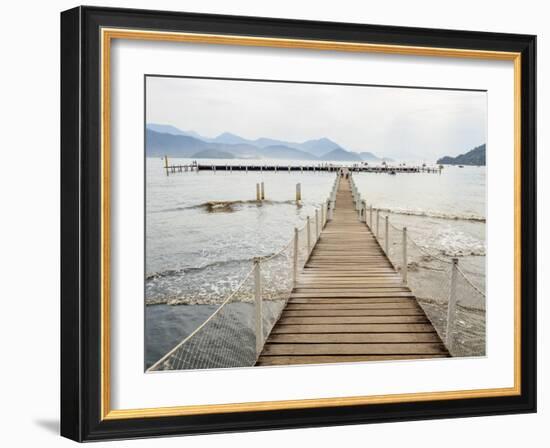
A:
[
  {"xmin": 146, "ymin": 124, "xmax": 392, "ymax": 162},
  {"xmin": 437, "ymin": 144, "xmax": 486, "ymax": 166}
]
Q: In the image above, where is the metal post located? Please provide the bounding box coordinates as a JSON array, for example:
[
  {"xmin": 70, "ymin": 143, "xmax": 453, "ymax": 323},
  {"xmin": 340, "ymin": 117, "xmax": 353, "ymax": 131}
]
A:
[
  {"xmin": 402, "ymin": 227, "xmax": 408, "ymax": 284},
  {"xmin": 315, "ymin": 209, "xmax": 319, "ymax": 239},
  {"xmin": 307, "ymin": 216, "xmax": 311, "ymax": 254},
  {"xmin": 254, "ymin": 258, "xmax": 263, "ymax": 356},
  {"xmin": 385, "ymin": 215, "xmax": 389, "ymax": 254},
  {"xmin": 445, "ymin": 258, "xmax": 459, "ymax": 354},
  {"xmin": 256, "ymin": 183, "xmax": 260, "ymax": 201},
  {"xmin": 296, "ymin": 183, "xmax": 301, "ymax": 202},
  {"xmin": 261, "ymin": 182, "xmax": 265, "ymax": 200},
  {"xmin": 293, "ymin": 228, "xmax": 299, "ymax": 287}
]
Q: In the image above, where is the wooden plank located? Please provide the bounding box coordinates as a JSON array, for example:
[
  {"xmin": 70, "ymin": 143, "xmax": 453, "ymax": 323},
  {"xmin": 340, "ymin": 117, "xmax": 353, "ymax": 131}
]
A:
[
  {"xmin": 256, "ymin": 354, "xmax": 448, "ymax": 366},
  {"xmin": 285, "ymin": 303, "xmax": 420, "ymax": 310},
  {"xmin": 262, "ymin": 343, "xmax": 447, "ymax": 356},
  {"xmin": 278, "ymin": 316, "xmax": 429, "ymax": 324},
  {"xmin": 267, "ymin": 333, "xmax": 441, "ymax": 344},
  {"xmin": 281, "ymin": 309, "xmax": 425, "ymax": 317},
  {"xmin": 270, "ymin": 323, "xmax": 437, "ymax": 334}
]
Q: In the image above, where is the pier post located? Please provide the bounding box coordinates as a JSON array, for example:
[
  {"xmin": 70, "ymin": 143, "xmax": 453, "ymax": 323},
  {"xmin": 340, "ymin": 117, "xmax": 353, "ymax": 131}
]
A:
[
  {"xmin": 315, "ymin": 209, "xmax": 319, "ymax": 239},
  {"xmin": 361, "ymin": 200, "xmax": 366, "ymax": 223},
  {"xmin": 328, "ymin": 199, "xmax": 334, "ymax": 221},
  {"xmin": 254, "ymin": 258, "xmax": 263, "ymax": 356},
  {"xmin": 293, "ymin": 228, "xmax": 299, "ymax": 287},
  {"xmin": 385, "ymin": 215, "xmax": 389, "ymax": 254},
  {"xmin": 369, "ymin": 205, "xmax": 373, "ymax": 228},
  {"xmin": 307, "ymin": 216, "xmax": 311, "ymax": 254},
  {"xmin": 296, "ymin": 183, "xmax": 301, "ymax": 202},
  {"xmin": 321, "ymin": 204, "xmax": 325, "ymax": 228},
  {"xmin": 256, "ymin": 183, "xmax": 261, "ymax": 201},
  {"xmin": 261, "ymin": 182, "xmax": 265, "ymax": 200},
  {"xmin": 376, "ymin": 209, "xmax": 380, "ymax": 238},
  {"xmin": 164, "ymin": 155, "xmax": 169, "ymax": 176},
  {"xmin": 402, "ymin": 227, "xmax": 408, "ymax": 284},
  {"xmin": 445, "ymin": 258, "xmax": 459, "ymax": 354}
]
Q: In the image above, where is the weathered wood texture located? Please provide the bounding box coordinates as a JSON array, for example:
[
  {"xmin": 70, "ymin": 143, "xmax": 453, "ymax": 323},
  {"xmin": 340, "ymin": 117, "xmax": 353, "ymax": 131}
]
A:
[{"xmin": 256, "ymin": 176, "xmax": 448, "ymax": 366}]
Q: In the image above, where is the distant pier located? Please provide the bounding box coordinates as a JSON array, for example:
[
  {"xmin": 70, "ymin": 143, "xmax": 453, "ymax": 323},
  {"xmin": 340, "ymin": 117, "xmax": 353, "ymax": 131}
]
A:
[{"xmin": 162, "ymin": 157, "xmax": 442, "ymax": 175}]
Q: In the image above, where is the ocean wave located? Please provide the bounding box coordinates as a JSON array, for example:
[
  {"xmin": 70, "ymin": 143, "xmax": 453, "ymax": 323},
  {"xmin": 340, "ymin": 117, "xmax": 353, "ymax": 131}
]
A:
[
  {"xmin": 146, "ymin": 257, "xmax": 253, "ymax": 280},
  {"xmin": 378, "ymin": 207, "xmax": 485, "ymax": 223},
  {"xmin": 158, "ymin": 199, "xmax": 301, "ymax": 214}
]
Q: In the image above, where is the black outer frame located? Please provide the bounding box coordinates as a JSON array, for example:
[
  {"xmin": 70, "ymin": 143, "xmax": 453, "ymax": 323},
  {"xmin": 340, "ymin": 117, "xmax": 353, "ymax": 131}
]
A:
[{"xmin": 60, "ymin": 6, "xmax": 537, "ymax": 442}]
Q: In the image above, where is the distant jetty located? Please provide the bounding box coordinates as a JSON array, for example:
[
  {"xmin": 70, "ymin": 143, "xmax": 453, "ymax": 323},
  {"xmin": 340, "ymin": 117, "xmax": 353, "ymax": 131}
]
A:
[{"xmin": 162, "ymin": 158, "xmax": 442, "ymax": 175}]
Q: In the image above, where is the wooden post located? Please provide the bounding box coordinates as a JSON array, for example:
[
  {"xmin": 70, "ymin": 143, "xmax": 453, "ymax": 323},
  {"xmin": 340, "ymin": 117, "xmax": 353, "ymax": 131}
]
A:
[
  {"xmin": 296, "ymin": 183, "xmax": 301, "ymax": 202},
  {"xmin": 369, "ymin": 205, "xmax": 373, "ymax": 228},
  {"xmin": 402, "ymin": 227, "xmax": 408, "ymax": 284},
  {"xmin": 376, "ymin": 209, "xmax": 380, "ymax": 238},
  {"xmin": 328, "ymin": 200, "xmax": 334, "ymax": 221},
  {"xmin": 361, "ymin": 200, "xmax": 366, "ymax": 223},
  {"xmin": 385, "ymin": 215, "xmax": 389, "ymax": 254},
  {"xmin": 445, "ymin": 258, "xmax": 459, "ymax": 354},
  {"xmin": 261, "ymin": 182, "xmax": 265, "ymax": 200},
  {"xmin": 315, "ymin": 209, "xmax": 319, "ymax": 239},
  {"xmin": 256, "ymin": 183, "xmax": 261, "ymax": 201},
  {"xmin": 321, "ymin": 204, "xmax": 325, "ymax": 228},
  {"xmin": 164, "ymin": 155, "xmax": 169, "ymax": 176},
  {"xmin": 307, "ymin": 216, "xmax": 311, "ymax": 254},
  {"xmin": 293, "ymin": 228, "xmax": 299, "ymax": 286},
  {"xmin": 254, "ymin": 258, "xmax": 263, "ymax": 357}
]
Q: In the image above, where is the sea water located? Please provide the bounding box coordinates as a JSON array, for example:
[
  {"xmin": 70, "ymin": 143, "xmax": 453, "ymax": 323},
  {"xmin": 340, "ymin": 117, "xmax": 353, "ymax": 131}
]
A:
[{"xmin": 145, "ymin": 159, "xmax": 486, "ymax": 367}]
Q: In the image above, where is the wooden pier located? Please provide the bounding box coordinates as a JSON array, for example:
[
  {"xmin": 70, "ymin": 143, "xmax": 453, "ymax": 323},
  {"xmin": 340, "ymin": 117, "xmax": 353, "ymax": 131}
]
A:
[
  {"xmin": 256, "ymin": 176, "xmax": 448, "ymax": 366},
  {"xmin": 162, "ymin": 158, "xmax": 442, "ymax": 175}
]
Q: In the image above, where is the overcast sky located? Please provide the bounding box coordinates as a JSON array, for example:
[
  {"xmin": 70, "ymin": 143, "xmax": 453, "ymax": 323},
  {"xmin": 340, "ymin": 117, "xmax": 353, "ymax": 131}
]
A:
[{"xmin": 146, "ymin": 76, "xmax": 486, "ymax": 162}]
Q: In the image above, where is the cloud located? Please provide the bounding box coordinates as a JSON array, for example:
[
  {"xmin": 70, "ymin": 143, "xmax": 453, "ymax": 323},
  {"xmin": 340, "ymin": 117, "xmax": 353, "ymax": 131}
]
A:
[{"xmin": 146, "ymin": 76, "xmax": 486, "ymax": 162}]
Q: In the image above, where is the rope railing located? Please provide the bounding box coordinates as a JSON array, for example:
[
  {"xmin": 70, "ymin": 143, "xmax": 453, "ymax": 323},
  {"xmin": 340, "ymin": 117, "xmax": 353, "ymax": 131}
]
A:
[
  {"xmin": 148, "ymin": 174, "xmax": 340, "ymax": 371},
  {"xmin": 348, "ymin": 173, "xmax": 486, "ymax": 357}
]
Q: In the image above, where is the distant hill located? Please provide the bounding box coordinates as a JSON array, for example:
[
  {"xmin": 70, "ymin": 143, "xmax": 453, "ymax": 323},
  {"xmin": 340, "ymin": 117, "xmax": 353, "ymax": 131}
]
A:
[
  {"xmin": 146, "ymin": 124, "xmax": 390, "ymax": 162},
  {"xmin": 146, "ymin": 123, "xmax": 206, "ymax": 140},
  {"xmin": 319, "ymin": 148, "xmax": 362, "ymax": 162},
  {"xmin": 192, "ymin": 149, "xmax": 235, "ymax": 159},
  {"xmin": 259, "ymin": 145, "xmax": 318, "ymax": 160},
  {"xmin": 358, "ymin": 152, "xmax": 394, "ymax": 162},
  {"xmin": 146, "ymin": 129, "xmax": 209, "ymax": 157},
  {"xmin": 299, "ymin": 138, "xmax": 342, "ymax": 157},
  {"xmin": 212, "ymin": 132, "xmax": 250, "ymax": 145},
  {"xmin": 437, "ymin": 144, "xmax": 486, "ymax": 166}
]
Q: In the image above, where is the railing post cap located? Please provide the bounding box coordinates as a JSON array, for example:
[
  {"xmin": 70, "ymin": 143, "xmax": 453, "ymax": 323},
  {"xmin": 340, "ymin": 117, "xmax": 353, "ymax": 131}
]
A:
[{"xmin": 452, "ymin": 257, "xmax": 459, "ymax": 264}]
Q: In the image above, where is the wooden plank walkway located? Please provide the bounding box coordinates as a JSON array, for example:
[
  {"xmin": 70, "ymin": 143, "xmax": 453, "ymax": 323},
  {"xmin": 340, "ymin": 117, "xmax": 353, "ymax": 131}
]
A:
[{"xmin": 256, "ymin": 176, "xmax": 448, "ymax": 366}]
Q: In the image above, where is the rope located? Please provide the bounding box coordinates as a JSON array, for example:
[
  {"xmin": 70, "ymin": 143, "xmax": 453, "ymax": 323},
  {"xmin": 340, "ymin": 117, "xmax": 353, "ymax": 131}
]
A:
[
  {"xmin": 147, "ymin": 265, "xmax": 255, "ymax": 371},
  {"xmin": 456, "ymin": 264, "xmax": 486, "ymax": 298},
  {"xmin": 407, "ymin": 233, "xmax": 452, "ymax": 264},
  {"xmin": 259, "ymin": 235, "xmax": 294, "ymax": 262}
]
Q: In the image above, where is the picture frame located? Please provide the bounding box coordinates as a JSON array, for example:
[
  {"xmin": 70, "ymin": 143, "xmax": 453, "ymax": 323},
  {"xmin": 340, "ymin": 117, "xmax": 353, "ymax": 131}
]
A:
[{"xmin": 60, "ymin": 5, "xmax": 536, "ymax": 441}]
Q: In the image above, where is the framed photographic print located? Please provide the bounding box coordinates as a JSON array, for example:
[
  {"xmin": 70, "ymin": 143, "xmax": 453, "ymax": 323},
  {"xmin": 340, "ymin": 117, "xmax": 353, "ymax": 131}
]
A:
[{"xmin": 60, "ymin": 6, "xmax": 536, "ymax": 441}]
